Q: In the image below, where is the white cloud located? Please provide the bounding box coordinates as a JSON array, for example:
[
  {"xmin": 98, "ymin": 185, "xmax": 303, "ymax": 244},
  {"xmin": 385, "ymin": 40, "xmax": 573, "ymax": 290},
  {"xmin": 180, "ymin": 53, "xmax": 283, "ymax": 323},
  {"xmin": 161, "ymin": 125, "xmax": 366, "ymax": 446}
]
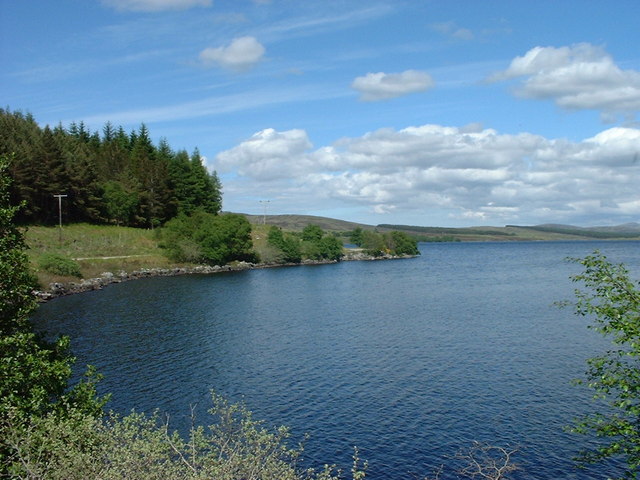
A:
[
  {"xmin": 199, "ymin": 36, "xmax": 265, "ymax": 72},
  {"xmin": 102, "ymin": 0, "xmax": 211, "ymax": 12},
  {"xmin": 351, "ymin": 70, "xmax": 434, "ymax": 101},
  {"xmin": 216, "ymin": 129, "xmax": 314, "ymax": 180},
  {"xmin": 491, "ymin": 43, "xmax": 640, "ymax": 116},
  {"xmin": 214, "ymin": 124, "xmax": 640, "ymax": 225}
]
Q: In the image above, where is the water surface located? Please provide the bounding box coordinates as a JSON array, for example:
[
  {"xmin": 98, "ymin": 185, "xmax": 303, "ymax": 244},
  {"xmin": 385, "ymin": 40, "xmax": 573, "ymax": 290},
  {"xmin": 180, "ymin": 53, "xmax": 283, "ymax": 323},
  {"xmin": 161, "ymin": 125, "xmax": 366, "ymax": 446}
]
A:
[{"xmin": 33, "ymin": 241, "xmax": 640, "ymax": 479}]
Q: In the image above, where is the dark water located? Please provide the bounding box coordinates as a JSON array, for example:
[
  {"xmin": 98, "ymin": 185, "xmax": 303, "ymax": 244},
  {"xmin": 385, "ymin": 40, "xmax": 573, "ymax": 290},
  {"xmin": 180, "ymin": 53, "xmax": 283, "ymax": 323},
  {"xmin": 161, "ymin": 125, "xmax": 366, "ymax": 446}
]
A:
[{"xmin": 32, "ymin": 241, "xmax": 640, "ymax": 479}]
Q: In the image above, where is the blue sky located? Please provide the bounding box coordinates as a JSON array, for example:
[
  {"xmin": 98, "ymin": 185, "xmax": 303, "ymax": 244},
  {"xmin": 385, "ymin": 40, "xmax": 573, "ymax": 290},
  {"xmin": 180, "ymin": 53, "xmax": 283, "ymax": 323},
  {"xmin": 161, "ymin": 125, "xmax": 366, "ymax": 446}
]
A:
[{"xmin": 2, "ymin": 0, "xmax": 640, "ymax": 227}]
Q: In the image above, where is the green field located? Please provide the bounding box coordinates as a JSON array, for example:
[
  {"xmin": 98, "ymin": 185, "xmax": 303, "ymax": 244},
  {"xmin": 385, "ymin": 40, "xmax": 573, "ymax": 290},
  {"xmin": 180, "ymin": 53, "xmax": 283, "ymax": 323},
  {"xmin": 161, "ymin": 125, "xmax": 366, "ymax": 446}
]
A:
[{"xmin": 25, "ymin": 224, "xmax": 175, "ymax": 286}]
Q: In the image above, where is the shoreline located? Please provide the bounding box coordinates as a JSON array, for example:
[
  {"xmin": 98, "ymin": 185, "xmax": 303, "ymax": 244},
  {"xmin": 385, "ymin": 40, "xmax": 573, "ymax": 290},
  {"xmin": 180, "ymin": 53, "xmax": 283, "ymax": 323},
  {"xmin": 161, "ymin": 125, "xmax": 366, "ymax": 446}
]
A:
[{"xmin": 35, "ymin": 251, "xmax": 417, "ymax": 302}]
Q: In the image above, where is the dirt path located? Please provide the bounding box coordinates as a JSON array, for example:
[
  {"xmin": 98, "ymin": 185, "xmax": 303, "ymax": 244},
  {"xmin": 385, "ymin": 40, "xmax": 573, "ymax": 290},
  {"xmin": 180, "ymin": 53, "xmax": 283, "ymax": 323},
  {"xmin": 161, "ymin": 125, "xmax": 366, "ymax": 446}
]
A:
[{"xmin": 72, "ymin": 254, "xmax": 154, "ymax": 261}]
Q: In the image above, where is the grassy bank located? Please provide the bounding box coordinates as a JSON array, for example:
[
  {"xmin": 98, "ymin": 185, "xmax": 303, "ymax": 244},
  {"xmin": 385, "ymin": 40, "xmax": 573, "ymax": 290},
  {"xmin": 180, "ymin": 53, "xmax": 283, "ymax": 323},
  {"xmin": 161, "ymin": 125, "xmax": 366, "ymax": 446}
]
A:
[
  {"xmin": 24, "ymin": 224, "xmax": 175, "ymax": 287},
  {"xmin": 25, "ymin": 223, "xmax": 286, "ymax": 288}
]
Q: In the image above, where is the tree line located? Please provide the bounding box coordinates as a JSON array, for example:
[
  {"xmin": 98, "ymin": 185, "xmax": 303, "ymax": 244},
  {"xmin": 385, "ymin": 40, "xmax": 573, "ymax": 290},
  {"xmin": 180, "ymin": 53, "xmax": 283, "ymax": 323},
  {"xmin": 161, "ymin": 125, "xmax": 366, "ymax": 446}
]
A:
[{"xmin": 0, "ymin": 108, "xmax": 222, "ymax": 227}]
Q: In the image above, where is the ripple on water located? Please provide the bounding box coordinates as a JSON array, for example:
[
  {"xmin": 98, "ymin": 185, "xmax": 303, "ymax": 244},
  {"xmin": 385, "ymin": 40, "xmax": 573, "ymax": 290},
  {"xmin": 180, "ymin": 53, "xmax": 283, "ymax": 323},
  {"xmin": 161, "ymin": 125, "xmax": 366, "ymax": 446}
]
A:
[{"xmin": 32, "ymin": 241, "xmax": 640, "ymax": 479}]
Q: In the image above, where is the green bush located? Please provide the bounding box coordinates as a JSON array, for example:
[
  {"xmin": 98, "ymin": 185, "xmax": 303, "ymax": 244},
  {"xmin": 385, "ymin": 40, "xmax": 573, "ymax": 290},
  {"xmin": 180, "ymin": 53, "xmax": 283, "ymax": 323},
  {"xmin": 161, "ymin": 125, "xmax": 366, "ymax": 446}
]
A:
[
  {"xmin": 159, "ymin": 211, "xmax": 257, "ymax": 265},
  {"xmin": 267, "ymin": 226, "xmax": 302, "ymax": 263},
  {"xmin": 349, "ymin": 229, "xmax": 419, "ymax": 256},
  {"xmin": 3, "ymin": 392, "xmax": 367, "ymax": 480},
  {"xmin": 38, "ymin": 253, "xmax": 83, "ymax": 278},
  {"xmin": 387, "ymin": 231, "xmax": 420, "ymax": 256},
  {"xmin": 299, "ymin": 225, "xmax": 344, "ymax": 261}
]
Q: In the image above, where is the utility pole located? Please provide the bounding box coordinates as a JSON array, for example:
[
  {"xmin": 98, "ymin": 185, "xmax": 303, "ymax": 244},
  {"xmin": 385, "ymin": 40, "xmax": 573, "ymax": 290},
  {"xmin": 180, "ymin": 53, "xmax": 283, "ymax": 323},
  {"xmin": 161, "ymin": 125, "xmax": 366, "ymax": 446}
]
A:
[
  {"xmin": 259, "ymin": 200, "xmax": 270, "ymax": 225},
  {"xmin": 53, "ymin": 194, "xmax": 67, "ymax": 243}
]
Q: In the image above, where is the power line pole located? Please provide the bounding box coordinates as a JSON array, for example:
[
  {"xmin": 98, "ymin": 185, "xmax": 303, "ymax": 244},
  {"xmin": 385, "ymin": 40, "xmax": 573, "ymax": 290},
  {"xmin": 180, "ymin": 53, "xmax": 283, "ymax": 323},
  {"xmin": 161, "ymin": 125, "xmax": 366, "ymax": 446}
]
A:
[
  {"xmin": 259, "ymin": 200, "xmax": 270, "ymax": 225},
  {"xmin": 53, "ymin": 194, "xmax": 67, "ymax": 243}
]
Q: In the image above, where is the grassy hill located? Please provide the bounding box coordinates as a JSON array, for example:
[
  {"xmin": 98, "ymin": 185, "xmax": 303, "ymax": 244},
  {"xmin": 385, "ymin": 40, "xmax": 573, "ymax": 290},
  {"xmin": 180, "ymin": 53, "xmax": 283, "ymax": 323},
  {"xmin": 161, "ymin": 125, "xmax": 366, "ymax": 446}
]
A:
[
  {"xmin": 378, "ymin": 223, "xmax": 640, "ymax": 242},
  {"xmin": 241, "ymin": 213, "xmax": 369, "ymax": 232},
  {"xmin": 245, "ymin": 215, "xmax": 640, "ymax": 242}
]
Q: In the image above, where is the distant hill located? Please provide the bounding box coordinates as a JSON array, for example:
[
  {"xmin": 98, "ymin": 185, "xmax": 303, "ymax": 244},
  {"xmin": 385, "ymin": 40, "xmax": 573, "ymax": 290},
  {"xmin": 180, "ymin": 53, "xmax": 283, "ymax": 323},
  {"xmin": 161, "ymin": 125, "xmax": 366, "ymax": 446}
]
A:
[
  {"xmin": 241, "ymin": 214, "xmax": 372, "ymax": 232},
  {"xmin": 241, "ymin": 214, "xmax": 640, "ymax": 241},
  {"xmin": 506, "ymin": 223, "xmax": 640, "ymax": 239}
]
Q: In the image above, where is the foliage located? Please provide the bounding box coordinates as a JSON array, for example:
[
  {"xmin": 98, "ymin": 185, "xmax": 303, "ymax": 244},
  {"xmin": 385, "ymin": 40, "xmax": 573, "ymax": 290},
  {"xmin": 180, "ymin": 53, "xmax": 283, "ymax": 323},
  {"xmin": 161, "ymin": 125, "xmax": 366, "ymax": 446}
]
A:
[
  {"xmin": 0, "ymin": 155, "xmax": 107, "ymax": 472},
  {"xmin": 160, "ymin": 211, "xmax": 257, "ymax": 266},
  {"xmin": 267, "ymin": 226, "xmax": 302, "ymax": 263},
  {"xmin": 2, "ymin": 392, "xmax": 367, "ymax": 480},
  {"xmin": 359, "ymin": 230, "xmax": 386, "ymax": 256},
  {"xmin": 315, "ymin": 235, "xmax": 344, "ymax": 261},
  {"xmin": 302, "ymin": 224, "xmax": 324, "ymax": 242},
  {"xmin": 300, "ymin": 225, "xmax": 344, "ymax": 261},
  {"xmin": 0, "ymin": 108, "xmax": 222, "ymax": 228},
  {"xmin": 387, "ymin": 231, "xmax": 420, "ymax": 256},
  {"xmin": 0, "ymin": 156, "xmax": 38, "ymax": 335},
  {"xmin": 565, "ymin": 251, "xmax": 640, "ymax": 478},
  {"xmin": 349, "ymin": 228, "xmax": 419, "ymax": 257},
  {"xmin": 37, "ymin": 253, "xmax": 82, "ymax": 278},
  {"xmin": 266, "ymin": 224, "xmax": 343, "ymax": 263},
  {"xmin": 349, "ymin": 227, "xmax": 364, "ymax": 246},
  {"xmin": 101, "ymin": 180, "xmax": 138, "ymax": 226}
]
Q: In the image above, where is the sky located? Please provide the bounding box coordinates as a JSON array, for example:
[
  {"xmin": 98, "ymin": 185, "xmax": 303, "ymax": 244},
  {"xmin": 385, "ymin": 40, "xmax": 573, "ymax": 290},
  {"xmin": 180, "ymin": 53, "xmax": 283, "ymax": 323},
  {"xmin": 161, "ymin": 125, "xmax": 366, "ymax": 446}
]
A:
[{"xmin": 2, "ymin": 0, "xmax": 640, "ymax": 227}]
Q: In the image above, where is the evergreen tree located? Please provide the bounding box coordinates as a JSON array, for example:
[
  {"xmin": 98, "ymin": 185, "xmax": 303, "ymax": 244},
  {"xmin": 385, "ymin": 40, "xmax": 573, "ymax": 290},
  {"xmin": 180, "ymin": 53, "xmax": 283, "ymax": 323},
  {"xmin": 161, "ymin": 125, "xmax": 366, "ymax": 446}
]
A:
[
  {"xmin": 37, "ymin": 126, "xmax": 70, "ymax": 224},
  {"xmin": 168, "ymin": 149, "xmax": 195, "ymax": 215},
  {"xmin": 65, "ymin": 142, "xmax": 103, "ymax": 223},
  {"xmin": 0, "ymin": 108, "xmax": 221, "ymax": 227},
  {"xmin": 101, "ymin": 181, "xmax": 138, "ymax": 226},
  {"xmin": 189, "ymin": 148, "xmax": 222, "ymax": 215},
  {"xmin": 0, "ymin": 109, "xmax": 45, "ymax": 222}
]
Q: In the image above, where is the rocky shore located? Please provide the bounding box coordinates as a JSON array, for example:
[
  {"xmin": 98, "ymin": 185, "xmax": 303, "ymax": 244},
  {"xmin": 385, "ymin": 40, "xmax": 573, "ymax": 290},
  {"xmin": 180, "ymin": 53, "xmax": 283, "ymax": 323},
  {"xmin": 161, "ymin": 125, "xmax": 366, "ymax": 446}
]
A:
[{"xmin": 35, "ymin": 251, "xmax": 416, "ymax": 302}]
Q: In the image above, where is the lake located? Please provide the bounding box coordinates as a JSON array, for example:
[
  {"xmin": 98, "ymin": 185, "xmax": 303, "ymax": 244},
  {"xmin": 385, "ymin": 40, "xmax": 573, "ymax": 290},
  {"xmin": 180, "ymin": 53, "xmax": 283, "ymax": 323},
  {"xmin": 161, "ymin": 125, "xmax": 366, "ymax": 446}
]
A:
[{"xmin": 32, "ymin": 241, "xmax": 640, "ymax": 479}]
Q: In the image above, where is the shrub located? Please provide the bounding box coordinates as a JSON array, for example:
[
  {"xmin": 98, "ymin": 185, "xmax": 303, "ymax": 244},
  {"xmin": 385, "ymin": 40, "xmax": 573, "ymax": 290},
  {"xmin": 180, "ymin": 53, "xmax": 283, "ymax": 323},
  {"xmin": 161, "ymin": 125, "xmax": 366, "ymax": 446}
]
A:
[
  {"xmin": 160, "ymin": 211, "xmax": 257, "ymax": 265},
  {"xmin": 3, "ymin": 392, "xmax": 367, "ymax": 480},
  {"xmin": 267, "ymin": 226, "xmax": 302, "ymax": 263},
  {"xmin": 38, "ymin": 253, "xmax": 82, "ymax": 278}
]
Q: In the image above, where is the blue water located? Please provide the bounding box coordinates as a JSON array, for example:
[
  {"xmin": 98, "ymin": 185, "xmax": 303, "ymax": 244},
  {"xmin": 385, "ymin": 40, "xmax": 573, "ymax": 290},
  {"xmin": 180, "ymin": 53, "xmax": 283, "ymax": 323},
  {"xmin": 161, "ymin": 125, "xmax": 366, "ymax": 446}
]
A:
[{"xmin": 32, "ymin": 241, "xmax": 640, "ymax": 479}]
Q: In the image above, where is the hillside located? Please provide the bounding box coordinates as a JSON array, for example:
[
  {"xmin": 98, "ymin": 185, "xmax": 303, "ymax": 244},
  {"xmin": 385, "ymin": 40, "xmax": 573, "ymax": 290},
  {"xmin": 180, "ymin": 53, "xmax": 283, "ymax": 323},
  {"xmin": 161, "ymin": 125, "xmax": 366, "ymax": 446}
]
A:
[
  {"xmin": 246, "ymin": 215, "xmax": 640, "ymax": 242},
  {"xmin": 242, "ymin": 213, "xmax": 371, "ymax": 232},
  {"xmin": 379, "ymin": 222, "xmax": 640, "ymax": 242}
]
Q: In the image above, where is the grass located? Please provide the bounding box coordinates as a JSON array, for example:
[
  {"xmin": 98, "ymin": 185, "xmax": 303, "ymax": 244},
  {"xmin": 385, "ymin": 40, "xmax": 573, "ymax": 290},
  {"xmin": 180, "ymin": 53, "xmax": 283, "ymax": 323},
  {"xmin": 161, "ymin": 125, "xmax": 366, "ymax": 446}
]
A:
[
  {"xmin": 25, "ymin": 224, "xmax": 177, "ymax": 287},
  {"xmin": 25, "ymin": 223, "xmax": 160, "ymax": 258},
  {"xmin": 25, "ymin": 222, "xmax": 294, "ymax": 288}
]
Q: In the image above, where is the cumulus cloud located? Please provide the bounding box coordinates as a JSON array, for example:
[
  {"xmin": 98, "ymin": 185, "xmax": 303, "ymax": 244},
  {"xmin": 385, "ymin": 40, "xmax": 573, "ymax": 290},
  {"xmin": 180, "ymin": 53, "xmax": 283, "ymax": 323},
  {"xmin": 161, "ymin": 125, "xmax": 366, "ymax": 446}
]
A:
[
  {"xmin": 214, "ymin": 124, "xmax": 640, "ymax": 225},
  {"xmin": 490, "ymin": 43, "xmax": 640, "ymax": 116},
  {"xmin": 351, "ymin": 70, "xmax": 434, "ymax": 101},
  {"xmin": 199, "ymin": 36, "xmax": 265, "ymax": 72},
  {"xmin": 102, "ymin": 0, "xmax": 211, "ymax": 12},
  {"xmin": 216, "ymin": 129, "xmax": 314, "ymax": 180}
]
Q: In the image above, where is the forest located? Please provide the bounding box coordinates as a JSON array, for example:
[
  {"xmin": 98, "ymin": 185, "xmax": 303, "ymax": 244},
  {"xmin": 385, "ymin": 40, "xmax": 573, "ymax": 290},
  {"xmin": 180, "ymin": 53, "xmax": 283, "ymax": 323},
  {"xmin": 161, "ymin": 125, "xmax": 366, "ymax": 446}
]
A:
[{"xmin": 0, "ymin": 108, "xmax": 221, "ymax": 228}]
